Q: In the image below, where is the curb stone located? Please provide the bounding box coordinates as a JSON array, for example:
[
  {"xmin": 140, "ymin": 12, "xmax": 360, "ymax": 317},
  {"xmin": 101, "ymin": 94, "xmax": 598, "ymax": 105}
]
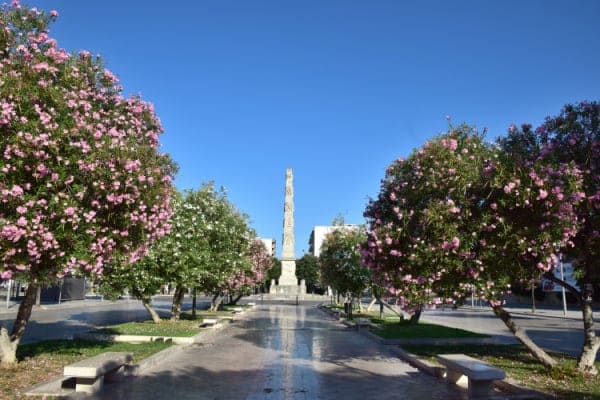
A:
[{"xmin": 72, "ymin": 317, "xmax": 233, "ymax": 345}]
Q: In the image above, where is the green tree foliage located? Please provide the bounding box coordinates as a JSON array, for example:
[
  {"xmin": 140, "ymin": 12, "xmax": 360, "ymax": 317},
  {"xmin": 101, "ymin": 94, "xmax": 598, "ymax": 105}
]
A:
[
  {"xmin": 149, "ymin": 184, "xmax": 253, "ymax": 317},
  {"xmin": 266, "ymin": 258, "xmax": 281, "ymax": 290},
  {"xmin": 222, "ymin": 238, "xmax": 272, "ymax": 304},
  {"xmin": 320, "ymin": 226, "xmax": 370, "ymax": 299},
  {"xmin": 296, "ymin": 254, "xmax": 321, "ymax": 293}
]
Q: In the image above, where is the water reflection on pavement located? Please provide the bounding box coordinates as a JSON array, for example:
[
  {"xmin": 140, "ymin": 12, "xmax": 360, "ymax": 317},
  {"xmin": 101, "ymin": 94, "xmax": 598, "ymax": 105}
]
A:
[{"xmin": 94, "ymin": 303, "xmax": 463, "ymax": 400}]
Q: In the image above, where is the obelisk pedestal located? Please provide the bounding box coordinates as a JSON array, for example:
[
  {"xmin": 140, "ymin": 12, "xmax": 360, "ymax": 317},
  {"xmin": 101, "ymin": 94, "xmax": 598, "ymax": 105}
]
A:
[{"xmin": 269, "ymin": 168, "xmax": 306, "ymax": 297}]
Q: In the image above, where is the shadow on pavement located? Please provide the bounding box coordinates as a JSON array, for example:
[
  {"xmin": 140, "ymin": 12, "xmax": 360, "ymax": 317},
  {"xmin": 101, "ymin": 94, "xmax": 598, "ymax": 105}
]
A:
[{"xmin": 92, "ymin": 358, "xmax": 462, "ymax": 400}]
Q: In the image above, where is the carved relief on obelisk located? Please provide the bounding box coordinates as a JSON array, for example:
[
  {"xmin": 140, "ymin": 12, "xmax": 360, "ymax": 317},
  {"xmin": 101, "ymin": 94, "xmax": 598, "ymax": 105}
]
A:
[{"xmin": 279, "ymin": 168, "xmax": 297, "ymax": 285}]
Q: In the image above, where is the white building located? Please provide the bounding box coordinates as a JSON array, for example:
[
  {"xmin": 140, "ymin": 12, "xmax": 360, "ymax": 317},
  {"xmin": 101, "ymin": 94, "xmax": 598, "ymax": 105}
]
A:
[
  {"xmin": 308, "ymin": 225, "xmax": 361, "ymax": 257},
  {"xmin": 258, "ymin": 237, "xmax": 276, "ymax": 257}
]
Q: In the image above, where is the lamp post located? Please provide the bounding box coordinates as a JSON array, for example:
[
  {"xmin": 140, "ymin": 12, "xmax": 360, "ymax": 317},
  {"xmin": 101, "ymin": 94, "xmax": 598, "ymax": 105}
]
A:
[{"xmin": 5, "ymin": 279, "xmax": 11, "ymax": 309}]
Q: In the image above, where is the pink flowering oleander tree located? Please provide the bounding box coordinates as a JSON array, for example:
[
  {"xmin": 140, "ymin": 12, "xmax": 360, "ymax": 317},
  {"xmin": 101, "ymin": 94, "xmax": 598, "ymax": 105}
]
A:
[
  {"xmin": 363, "ymin": 125, "xmax": 581, "ymax": 368},
  {"xmin": 501, "ymin": 101, "xmax": 600, "ymax": 374},
  {"xmin": 222, "ymin": 238, "xmax": 272, "ymax": 305},
  {"xmin": 0, "ymin": 3, "xmax": 176, "ymax": 366}
]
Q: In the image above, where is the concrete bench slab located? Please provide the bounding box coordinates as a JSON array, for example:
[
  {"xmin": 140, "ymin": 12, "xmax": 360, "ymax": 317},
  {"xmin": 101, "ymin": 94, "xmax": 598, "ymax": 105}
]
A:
[
  {"xmin": 63, "ymin": 351, "xmax": 133, "ymax": 394},
  {"xmin": 437, "ymin": 354, "xmax": 505, "ymax": 400},
  {"xmin": 353, "ymin": 318, "xmax": 380, "ymax": 330},
  {"xmin": 200, "ymin": 318, "xmax": 219, "ymax": 327}
]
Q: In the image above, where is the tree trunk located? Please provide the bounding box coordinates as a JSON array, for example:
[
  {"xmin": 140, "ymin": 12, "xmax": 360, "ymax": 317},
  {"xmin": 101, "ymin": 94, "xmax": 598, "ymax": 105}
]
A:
[
  {"xmin": 409, "ymin": 305, "xmax": 422, "ymax": 325},
  {"xmin": 492, "ymin": 305, "xmax": 557, "ymax": 368},
  {"xmin": 375, "ymin": 297, "xmax": 406, "ymax": 320},
  {"xmin": 142, "ymin": 298, "xmax": 162, "ymax": 324},
  {"xmin": 231, "ymin": 293, "xmax": 243, "ymax": 305},
  {"xmin": 191, "ymin": 288, "xmax": 197, "ymax": 319},
  {"xmin": 35, "ymin": 286, "xmax": 41, "ymax": 307},
  {"xmin": 210, "ymin": 292, "xmax": 219, "ymax": 311},
  {"xmin": 541, "ymin": 273, "xmax": 599, "ymax": 373},
  {"xmin": 0, "ymin": 326, "xmax": 18, "ymax": 367},
  {"xmin": 211, "ymin": 292, "xmax": 224, "ymax": 312},
  {"xmin": 1, "ymin": 284, "xmax": 37, "ymax": 367},
  {"xmin": 543, "ymin": 273, "xmax": 581, "ymax": 304},
  {"xmin": 366, "ymin": 297, "xmax": 377, "ymax": 312},
  {"xmin": 170, "ymin": 287, "xmax": 185, "ymax": 321},
  {"xmin": 577, "ymin": 291, "xmax": 600, "ymax": 375}
]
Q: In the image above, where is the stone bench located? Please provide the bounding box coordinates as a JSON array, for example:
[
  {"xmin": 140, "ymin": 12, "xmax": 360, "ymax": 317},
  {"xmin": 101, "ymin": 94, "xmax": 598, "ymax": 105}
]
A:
[
  {"xmin": 200, "ymin": 318, "xmax": 219, "ymax": 327},
  {"xmin": 437, "ymin": 354, "xmax": 505, "ymax": 400},
  {"xmin": 356, "ymin": 317, "xmax": 383, "ymax": 330},
  {"xmin": 354, "ymin": 318, "xmax": 377, "ymax": 329},
  {"xmin": 63, "ymin": 351, "xmax": 133, "ymax": 394}
]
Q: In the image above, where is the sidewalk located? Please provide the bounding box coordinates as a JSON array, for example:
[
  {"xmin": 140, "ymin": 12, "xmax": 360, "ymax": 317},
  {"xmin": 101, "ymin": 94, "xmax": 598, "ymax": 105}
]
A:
[{"xmin": 92, "ymin": 303, "xmax": 464, "ymax": 400}]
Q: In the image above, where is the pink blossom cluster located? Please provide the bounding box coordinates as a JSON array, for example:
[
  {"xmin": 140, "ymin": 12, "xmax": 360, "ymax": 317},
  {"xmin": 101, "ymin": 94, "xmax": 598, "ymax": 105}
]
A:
[
  {"xmin": 533, "ymin": 102, "xmax": 600, "ymax": 288},
  {"xmin": 0, "ymin": 3, "xmax": 175, "ymax": 282},
  {"xmin": 223, "ymin": 239, "xmax": 271, "ymax": 292}
]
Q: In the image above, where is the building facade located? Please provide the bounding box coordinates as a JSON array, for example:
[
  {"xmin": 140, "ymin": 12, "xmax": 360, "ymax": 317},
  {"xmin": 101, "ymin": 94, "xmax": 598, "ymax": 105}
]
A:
[
  {"xmin": 258, "ymin": 237, "xmax": 276, "ymax": 257},
  {"xmin": 308, "ymin": 225, "xmax": 361, "ymax": 257}
]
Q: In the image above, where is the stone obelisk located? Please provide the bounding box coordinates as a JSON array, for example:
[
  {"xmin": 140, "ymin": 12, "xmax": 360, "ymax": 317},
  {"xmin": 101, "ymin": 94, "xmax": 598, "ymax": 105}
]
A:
[
  {"xmin": 270, "ymin": 168, "xmax": 306, "ymax": 296},
  {"xmin": 279, "ymin": 168, "xmax": 297, "ymax": 285}
]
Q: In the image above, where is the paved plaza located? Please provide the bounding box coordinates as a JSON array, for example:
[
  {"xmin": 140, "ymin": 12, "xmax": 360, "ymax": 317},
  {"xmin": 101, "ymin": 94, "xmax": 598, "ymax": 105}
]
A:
[{"xmin": 92, "ymin": 303, "xmax": 463, "ymax": 400}]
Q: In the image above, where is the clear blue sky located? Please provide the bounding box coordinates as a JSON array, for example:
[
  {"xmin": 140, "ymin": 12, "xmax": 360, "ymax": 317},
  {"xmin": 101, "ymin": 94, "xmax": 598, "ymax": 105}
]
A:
[{"xmin": 32, "ymin": 0, "xmax": 600, "ymax": 257}]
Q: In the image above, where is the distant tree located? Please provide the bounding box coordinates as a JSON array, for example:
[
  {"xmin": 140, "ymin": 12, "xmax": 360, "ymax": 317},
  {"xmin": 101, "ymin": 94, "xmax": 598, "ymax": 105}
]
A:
[
  {"xmin": 222, "ymin": 238, "xmax": 272, "ymax": 304},
  {"xmin": 266, "ymin": 258, "xmax": 281, "ymax": 288},
  {"xmin": 296, "ymin": 254, "xmax": 321, "ymax": 293},
  {"xmin": 0, "ymin": 4, "xmax": 175, "ymax": 367},
  {"xmin": 160, "ymin": 184, "xmax": 253, "ymax": 316},
  {"xmin": 188, "ymin": 184, "xmax": 253, "ymax": 312},
  {"xmin": 98, "ymin": 254, "xmax": 165, "ymax": 323},
  {"xmin": 320, "ymin": 226, "xmax": 370, "ymax": 306}
]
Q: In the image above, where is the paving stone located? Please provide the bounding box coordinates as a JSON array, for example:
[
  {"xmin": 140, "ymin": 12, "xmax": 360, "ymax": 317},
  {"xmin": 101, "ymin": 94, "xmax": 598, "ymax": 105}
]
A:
[{"xmin": 91, "ymin": 304, "xmax": 463, "ymax": 400}]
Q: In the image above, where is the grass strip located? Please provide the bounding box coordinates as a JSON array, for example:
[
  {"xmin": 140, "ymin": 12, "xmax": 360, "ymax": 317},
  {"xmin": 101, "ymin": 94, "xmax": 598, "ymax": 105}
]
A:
[
  {"xmin": 370, "ymin": 319, "xmax": 489, "ymax": 339},
  {"xmin": 402, "ymin": 343, "xmax": 600, "ymax": 400},
  {"xmin": 1, "ymin": 339, "xmax": 172, "ymax": 400},
  {"xmin": 96, "ymin": 319, "xmax": 202, "ymax": 337}
]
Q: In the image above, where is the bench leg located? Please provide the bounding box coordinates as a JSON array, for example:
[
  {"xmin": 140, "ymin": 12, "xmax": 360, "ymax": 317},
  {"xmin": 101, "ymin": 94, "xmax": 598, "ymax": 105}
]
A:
[
  {"xmin": 445, "ymin": 369, "xmax": 463, "ymax": 384},
  {"xmin": 468, "ymin": 379, "xmax": 494, "ymax": 400},
  {"xmin": 75, "ymin": 375, "xmax": 104, "ymax": 394}
]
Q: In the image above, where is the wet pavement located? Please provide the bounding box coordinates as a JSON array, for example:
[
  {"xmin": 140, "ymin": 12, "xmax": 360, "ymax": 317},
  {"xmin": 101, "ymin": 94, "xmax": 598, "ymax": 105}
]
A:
[{"xmin": 93, "ymin": 303, "xmax": 463, "ymax": 400}]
